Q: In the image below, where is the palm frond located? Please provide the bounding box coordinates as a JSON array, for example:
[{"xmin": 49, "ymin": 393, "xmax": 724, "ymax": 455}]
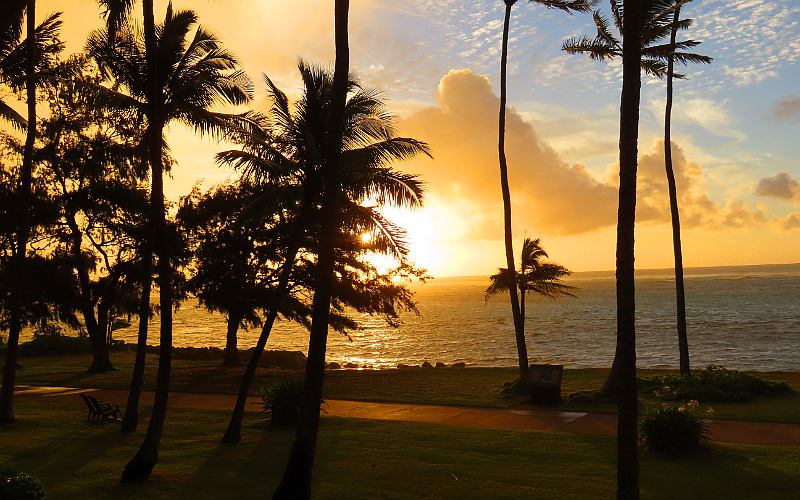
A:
[
  {"xmin": 0, "ymin": 98, "xmax": 26, "ymax": 129},
  {"xmin": 531, "ymin": 0, "xmax": 596, "ymax": 13}
]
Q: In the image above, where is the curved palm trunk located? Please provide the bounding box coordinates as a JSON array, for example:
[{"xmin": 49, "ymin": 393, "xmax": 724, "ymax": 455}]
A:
[
  {"xmin": 0, "ymin": 0, "xmax": 36, "ymax": 425},
  {"xmin": 222, "ymin": 312, "xmax": 242, "ymax": 367},
  {"xmin": 272, "ymin": 2, "xmax": 349, "ymax": 498},
  {"xmin": 664, "ymin": 6, "xmax": 690, "ymax": 377},
  {"xmin": 68, "ymin": 216, "xmax": 114, "ymax": 373},
  {"xmin": 120, "ymin": 262, "xmax": 151, "ymax": 433},
  {"xmin": 498, "ymin": 0, "xmax": 528, "ymax": 381},
  {"xmin": 121, "ymin": 0, "xmax": 173, "ymax": 482},
  {"xmin": 223, "ymin": 201, "xmax": 310, "ymax": 443},
  {"xmin": 615, "ymin": 0, "xmax": 642, "ymax": 498}
]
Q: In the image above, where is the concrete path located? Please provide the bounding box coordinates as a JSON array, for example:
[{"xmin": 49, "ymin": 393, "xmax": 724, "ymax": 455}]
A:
[{"xmin": 17, "ymin": 385, "xmax": 800, "ymax": 447}]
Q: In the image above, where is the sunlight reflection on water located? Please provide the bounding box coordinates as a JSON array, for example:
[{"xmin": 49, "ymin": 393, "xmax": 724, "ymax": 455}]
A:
[{"xmin": 28, "ymin": 265, "xmax": 800, "ymax": 370}]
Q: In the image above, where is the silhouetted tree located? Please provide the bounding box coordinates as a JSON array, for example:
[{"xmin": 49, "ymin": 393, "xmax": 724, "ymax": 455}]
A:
[
  {"xmin": 220, "ymin": 61, "xmax": 429, "ymax": 443},
  {"xmin": 487, "ymin": 237, "xmax": 575, "ymax": 343},
  {"xmin": 661, "ymin": 0, "xmax": 710, "ymax": 376},
  {"xmin": 0, "ymin": 2, "xmax": 63, "ymax": 424},
  {"xmin": 617, "ymin": 0, "xmax": 641, "ymax": 497},
  {"xmin": 39, "ymin": 57, "xmax": 148, "ymax": 372},
  {"xmin": 563, "ymin": 0, "xmax": 710, "ymax": 386},
  {"xmin": 86, "ymin": 2, "xmax": 252, "ymax": 478},
  {"xmin": 495, "ymin": 0, "xmax": 594, "ymax": 385},
  {"xmin": 178, "ymin": 182, "xmax": 280, "ymax": 367}
]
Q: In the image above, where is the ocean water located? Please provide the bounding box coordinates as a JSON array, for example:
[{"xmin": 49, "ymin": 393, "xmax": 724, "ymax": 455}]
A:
[{"xmin": 28, "ymin": 264, "xmax": 800, "ymax": 370}]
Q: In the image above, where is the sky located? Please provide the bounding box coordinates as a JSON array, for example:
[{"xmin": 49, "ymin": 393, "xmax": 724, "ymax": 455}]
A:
[{"xmin": 35, "ymin": 0, "xmax": 800, "ymax": 276}]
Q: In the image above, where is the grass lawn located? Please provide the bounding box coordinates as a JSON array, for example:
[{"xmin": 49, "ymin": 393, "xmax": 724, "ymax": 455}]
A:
[
  {"xmin": 1, "ymin": 397, "xmax": 798, "ymax": 499},
  {"xmin": 12, "ymin": 352, "xmax": 800, "ymax": 423}
]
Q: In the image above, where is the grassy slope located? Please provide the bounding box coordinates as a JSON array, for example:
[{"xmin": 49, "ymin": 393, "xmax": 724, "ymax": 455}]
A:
[
  {"xmin": 13, "ymin": 353, "xmax": 800, "ymax": 423},
  {"xmin": 2, "ymin": 397, "xmax": 798, "ymax": 499}
]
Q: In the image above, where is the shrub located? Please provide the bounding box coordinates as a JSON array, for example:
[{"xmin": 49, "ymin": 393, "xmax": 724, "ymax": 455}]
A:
[
  {"xmin": 0, "ymin": 468, "xmax": 45, "ymax": 499},
  {"xmin": 260, "ymin": 378, "xmax": 306, "ymax": 426},
  {"xmin": 644, "ymin": 365, "xmax": 794, "ymax": 403},
  {"xmin": 640, "ymin": 400, "xmax": 711, "ymax": 454},
  {"xmin": 17, "ymin": 335, "xmax": 91, "ymax": 356}
]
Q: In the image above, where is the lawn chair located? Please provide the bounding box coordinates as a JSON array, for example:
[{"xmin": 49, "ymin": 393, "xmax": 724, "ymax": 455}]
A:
[{"xmin": 80, "ymin": 394, "xmax": 122, "ymax": 423}]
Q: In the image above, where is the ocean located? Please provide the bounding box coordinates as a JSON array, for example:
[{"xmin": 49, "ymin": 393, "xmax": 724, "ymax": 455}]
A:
[{"xmin": 24, "ymin": 263, "xmax": 800, "ymax": 370}]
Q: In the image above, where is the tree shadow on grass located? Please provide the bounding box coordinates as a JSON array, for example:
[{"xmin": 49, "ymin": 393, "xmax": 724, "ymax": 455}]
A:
[
  {"xmin": 183, "ymin": 420, "xmax": 296, "ymax": 497},
  {"xmin": 640, "ymin": 443, "xmax": 800, "ymax": 499}
]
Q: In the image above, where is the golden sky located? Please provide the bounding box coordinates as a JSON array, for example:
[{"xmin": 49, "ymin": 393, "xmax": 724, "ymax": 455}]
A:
[{"xmin": 32, "ymin": 0, "xmax": 800, "ymax": 276}]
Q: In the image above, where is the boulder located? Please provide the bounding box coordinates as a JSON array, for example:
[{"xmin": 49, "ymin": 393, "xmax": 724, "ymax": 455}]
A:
[
  {"xmin": 435, "ymin": 362, "xmax": 446, "ymax": 368},
  {"xmin": 421, "ymin": 361, "xmax": 433, "ymax": 369},
  {"xmin": 258, "ymin": 350, "xmax": 307, "ymax": 370},
  {"xmin": 344, "ymin": 362, "xmax": 359, "ymax": 369},
  {"xmin": 450, "ymin": 362, "xmax": 466, "ymax": 368},
  {"xmin": 327, "ymin": 362, "xmax": 341, "ymax": 369}
]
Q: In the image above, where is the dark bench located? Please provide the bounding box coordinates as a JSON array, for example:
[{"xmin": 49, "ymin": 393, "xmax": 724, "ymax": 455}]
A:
[
  {"xmin": 529, "ymin": 364, "xmax": 564, "ymax": 406},
  {"xmin": 80, "ymin": 394, "xmax": 122, "ymax": 423}
]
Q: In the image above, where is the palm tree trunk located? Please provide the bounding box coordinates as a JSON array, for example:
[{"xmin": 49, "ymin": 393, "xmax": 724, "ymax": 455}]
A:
[
  {"xmin": 664, "ymin": 6, "xmax": 690, "ymax": 377},
  {"xmin": 121, "ymin": 122, "xmax": 170, "ymax": 482},
  {"xmin": 615, "ymin": 0, "xmax": 642, "ymax": 498},
  {"xmin": 222, "ymin": 200, "xmax": 310, "ymax": 443},
  {"xmin": 222, "ymin": 312, "xmax": 242, "ymax": 367},
  {"xmin": 0, "ymin": 0, "xmax": 36, "ymax": 425},
  {"xmin": 498, "ymin": 0, "xmax": 528, "ymax": 381},
  {"xmin": 272, "ymin": 2, "xmax": 349, "ymax": 498},
  {"xmin": 121, "ymin": 0, "xmax": 173, "ymax": 482},
  {"xmin": 120, "ymin": 261, "xmax": 151, "ymax": 433},
  {"xmin": 68, "ymin": 216, "xmax": 114, "ymax": 373}
]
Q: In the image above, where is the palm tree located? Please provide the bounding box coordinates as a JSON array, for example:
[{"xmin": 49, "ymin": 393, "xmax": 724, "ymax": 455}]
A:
[
  {"xmin": 563, "ymin": 0, "xmax": 710, "ymax": 385},
  {"xmin": 0, "ymin": 1, "xmax": 63, "ymax": 425},
  {"xmin": 616, "ymin": 0, "xmax": 642, "ymax": 497},
  {"xmin": 662, "ymin": 0, "xmax": 710, "ymax": 376},
  {"xmin": 93, "ymin": 0, "xmax": 152, "ymax": 436},
  {"xmin": 0, "ymin": 0, "xmax": 28, "ymax": 129},
  {"xmin": 496, "ymin": 0, "xmax": 594, "ymax": 384},
  {"xmin": 487, "ymin": 238, "xmax": 576, "ymax": 337},
  {"xmin": 219, "ymin": 63, "xmax": 428, "ymax": 444},
  {"xmin": 86, "ymin": 3, "xmax": 252, "ymax": 481},
  {"xmin": 269, "ymin": 6, "xmax": 348, "ymax": 486}
]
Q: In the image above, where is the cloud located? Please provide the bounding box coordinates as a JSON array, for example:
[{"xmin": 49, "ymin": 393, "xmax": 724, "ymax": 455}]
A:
[
  {"xmin": 774, "ymin": 213, "xmax": 800, "ymax": 231},
  {"xmin": 771, "ymin": 96, "xmax": 800, "ymax": 122},
  {"xmin": 647, "ymin": 97, "xmax": 746, "ymax": 140},
  {"xmin": 398, "ymin": 69, "xmax": 618, "ymax": 236},
  {"xmin": 396, "ymin": 69, "xmax": 771, "ymax": 237},
  {"xmin": 755, "ymin": 172, "xmax": 800, "ymax": 201},
  {"xmin": 693, "ymin": 0, "xmax": 800, "ymax": 88},
  {"xmin": 635, "ymin": 141, "xmax": 767, "ymax": 228}
]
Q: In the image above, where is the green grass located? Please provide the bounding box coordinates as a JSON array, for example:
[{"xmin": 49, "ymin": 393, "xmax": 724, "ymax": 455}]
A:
[
  {"xmin": 2, "ymin": 397, "xmax": 799, "ymax": 499},
  {"xmin": 13, "ymin": 352, "xmax": 800, "ymax": 423}
]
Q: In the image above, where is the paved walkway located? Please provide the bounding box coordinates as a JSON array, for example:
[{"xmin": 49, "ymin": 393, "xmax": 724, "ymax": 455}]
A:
[{"xmin": 17, "ymin": 385, "xmax": 800, "ymax": 447}]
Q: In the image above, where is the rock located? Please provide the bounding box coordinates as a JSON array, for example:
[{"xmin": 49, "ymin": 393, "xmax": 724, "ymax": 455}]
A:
[
  {"xmin": 327, "ymin": 362, "xmax": 341, "ymax": 369},
  {"xmin": 451, "ymin": 362, "xmax": 466, "ymax": 368},
  {"xmin": 258, "ymin": 350, "xmax": 307, "ymax": 370},
  {"xmin": 397, "ymin": 363, "xmax": 418, "ymax": 369},
  {"xmin": 421, "ymin": 361, "xmax": 433, "ymax": 368},
  {"xmin": 435, "ymin": 362, "xmax": 446, "ymax": 368},
  {"xmin": 345, "ymin": 362, "xmax": 359, "ymax": 369}
]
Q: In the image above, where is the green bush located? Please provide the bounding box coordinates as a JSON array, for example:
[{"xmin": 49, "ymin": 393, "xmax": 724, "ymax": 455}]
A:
[
  {"xmin": 0, "ymin": 468, "xmax": 45, "ymax": 499},
  {"xmin": 18, "ymin": 335, "xmax": 91, "ymax": 356},
  {"xmin": 644, "ymin": 365, "xmax": 793, "ymax": 403},
  {"xmin": 259, "ymin": 378, "xmax": 305, "ymax": 426},
  {"xmin": 640, "ymin": 401, "xmax": 711, "ymax": 454}
]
